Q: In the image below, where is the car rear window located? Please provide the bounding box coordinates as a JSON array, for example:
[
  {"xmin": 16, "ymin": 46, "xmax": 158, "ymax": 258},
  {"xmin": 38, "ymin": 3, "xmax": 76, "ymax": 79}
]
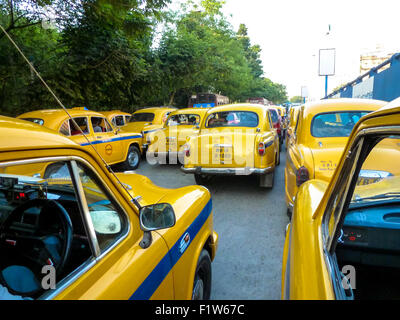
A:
[
  {"xmin": 269, "ymin": 109, "xmax": 279, "ymax": 123},
  {"xmin": 311, "ymin": 111, "xmax": 370, "ymax": 138},
  {"xmin": 206, "ymin": 111, "xmax": 258, "ymax": 128},
  {"xmin": 130, "ymin": 112, "xmax": 155, "ymax": 122},
  {"xmin": 167, "ymin": 114, "xmax": 200, "ymax": 126}
]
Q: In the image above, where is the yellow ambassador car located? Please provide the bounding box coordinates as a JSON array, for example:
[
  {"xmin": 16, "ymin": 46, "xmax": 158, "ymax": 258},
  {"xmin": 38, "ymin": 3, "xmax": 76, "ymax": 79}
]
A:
[
  {"xmin": 17, "ymin": 108, "xmax": 143, "ymax": 171},
  {"xmin": 0, "ymin": 115, "xmax": 218, "ymax": 300},
  {"xmin": 146, "ymin": 108, "xmax": 209, "ymax": 164},
  {"xmin": 282, "ymin": 97, "xmax": 400, "ymax": 300},
  {"xmin": 285, "ymin": 105, "xmax": 301, "ymax": 150},
  {"xmin": 100, "ymin": 110, "xmax": 131, "ymax": 127},
  {"xmin": 181, "ymin": 104, "xmax": 280, "ymax": 188},
  {"xmin": 123, "ymin": 107, "xmax": 177, "ymax": 153},
  {"xmin": 285, "ymin": 98, "xmax": 387, "ymax": 216}
]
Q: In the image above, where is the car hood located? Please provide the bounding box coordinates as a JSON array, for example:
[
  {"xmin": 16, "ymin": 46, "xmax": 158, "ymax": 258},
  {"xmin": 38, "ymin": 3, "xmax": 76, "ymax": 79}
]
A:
[
  {"xmin": 115, "ymin": 172, "xmax": 173, "ymax": 206},
  {"xmin": 114, "ymin": 172, "xmax": 211, "ymax": 222}
]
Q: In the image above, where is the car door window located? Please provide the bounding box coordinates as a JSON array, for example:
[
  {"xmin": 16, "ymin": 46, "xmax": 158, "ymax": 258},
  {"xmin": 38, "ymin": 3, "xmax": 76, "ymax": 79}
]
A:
[
  {"xmin": 324, "ymin": 133, "xmax": 400, "ymax": 299},
  {"xmin": 0, "ymin": 160, "xmax": 94, "ymax": 299},
  {"xmin": 113, "ymin": 116, "xmax": 125, "ymax": 126},
  {"xmin": 91, "ymin": 117, "xmax": 112, "ymax": 133},
  {"xmin": 75, "ymin": 162, "xmax": 128, "ymax": 252}
]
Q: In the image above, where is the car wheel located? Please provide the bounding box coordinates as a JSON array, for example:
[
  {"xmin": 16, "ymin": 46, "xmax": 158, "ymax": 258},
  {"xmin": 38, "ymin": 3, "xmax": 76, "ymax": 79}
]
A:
[
  {"xmin": 122, "ymin": 145, "xmax": 141, "ymax": 170},
  {"xmin": 259, "ymin": 171, "xmax": 274, "ymax": 188},
  {"xmin": 287, "ymin": 207, "xmax": 292, "ymax": 219},
  {"xmin": 276, "ymin": 151, "xmax": 280, "ymax": 166},
  {"xmin": 194, "ymin": 174, "xmax": 212, "ymax": 186},
  {"xmin": 192, "ymin": 249, "xmax": 212, "ymax": 300}
]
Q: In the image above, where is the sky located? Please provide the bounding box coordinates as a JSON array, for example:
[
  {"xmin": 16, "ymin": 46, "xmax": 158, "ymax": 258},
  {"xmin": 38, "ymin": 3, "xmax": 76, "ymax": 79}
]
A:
[
  {"xmin": 168, "ymin": 0, "xmax": 400, "ymax": 101},
  {"xmin": 221, "ymin": 0, "xmax": 400, "ymax": 100}
]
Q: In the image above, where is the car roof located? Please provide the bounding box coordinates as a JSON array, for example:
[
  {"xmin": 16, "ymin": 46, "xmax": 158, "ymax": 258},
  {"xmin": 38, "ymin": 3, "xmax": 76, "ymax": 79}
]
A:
[
  {"xmin": 0, "ymin": 115, "xmax": 78, "ymax": 152},
  {"xmin": 133, "ymin": 107, "xmax": 177, "ymax": 114},
  {"xmin": 100, "ymin": 110, "xmax": 131, "ymax": 117},
  {"xmin": 302, "ymin": 98, "xmax": 387, "ymax": 117},
  {"xmin": 169, "ymin": 108, "xmax": 210, "ymax": 116},
  {"xmin": 17, "ymin": 108, "xmax": 107, "ymax": 131},
  {"xmin": 207, "ymin": 103, "xmax": 269, "ymax": 114}
]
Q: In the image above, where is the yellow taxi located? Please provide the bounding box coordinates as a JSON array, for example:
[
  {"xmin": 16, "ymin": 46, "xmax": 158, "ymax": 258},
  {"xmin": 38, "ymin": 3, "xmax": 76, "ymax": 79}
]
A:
[
  {"xmin": 146, "ymin": 108, "xmax": 209, "ymax": 164},
  {"xmin": 285, "ymin": 105, "xmax": 301, "ymax": 150},
  {"xmin": 100, "ymin": 110, "xmax": 131, "ymax": 127},
  {"xmin": 282, "ymin": 97, "xmax": 400, "ymax": 300},
  {"xmin": 123, "ymin": 107, "xmax": 177, "ymax": 153},
  {"xmin": 181, "ymin": 104, "xmax": 280, "ymax": 188},
  {"xmin": 0, "ymin": 115, "xmax": 218, "ymax": 300},
  {"xmin": 284, "ymin": 98, "xmax": 386, "ymax": 216},
  {"xmin": 17, "ymin": 108, "xmax": 143, "ymax": 170}
]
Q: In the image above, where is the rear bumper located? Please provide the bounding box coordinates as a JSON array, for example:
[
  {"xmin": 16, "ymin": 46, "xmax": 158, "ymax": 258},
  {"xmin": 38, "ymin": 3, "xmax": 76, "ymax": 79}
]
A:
[
  {"xmin": 180, "ymin": 166, "xmax": 273, "ymax": 176},
  {"xmin": 147, "ymin": 151, "xmax": 185, "ymax": 159}
]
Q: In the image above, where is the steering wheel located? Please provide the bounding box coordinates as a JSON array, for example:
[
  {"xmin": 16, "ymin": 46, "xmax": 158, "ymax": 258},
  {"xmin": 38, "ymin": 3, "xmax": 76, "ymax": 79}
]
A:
[{"xmin": 0, "ymin": 199, "xmax": 73, "ymax": 295}]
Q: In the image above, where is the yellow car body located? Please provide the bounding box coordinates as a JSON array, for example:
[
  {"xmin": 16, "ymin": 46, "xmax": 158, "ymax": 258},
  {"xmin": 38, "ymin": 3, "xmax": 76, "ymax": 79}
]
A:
[
  {"xmin": 282, "ymin": 98, "xmax": 400, "ymax": 299},
  {"xmin": 285, "ymin": 105, "xmax": 301, "ymax": 150},
  {"xmin": 100, "ymin": 110, "xmax": 131, "ymax": 127},
  {"xmin": 146, "ymin": 108, "xmax": 209, "ymax": 163},
  {"xmin": 17, "ymin": 108, "xmax": 143, "ymax": 170},
  {"xmin": 181, "ymin": 104, "xmax": 280, "ymax": 188},
  {"xmin": 284, "ymin": 98, "xmax": 386, "ymax": 214},
  {"xmin": 123, "ymin": 107, "xmax": 177, "ymax": 153},
  {"xmin": 0, "ymin": 115, "xmax": 218, "ymax": 300}
]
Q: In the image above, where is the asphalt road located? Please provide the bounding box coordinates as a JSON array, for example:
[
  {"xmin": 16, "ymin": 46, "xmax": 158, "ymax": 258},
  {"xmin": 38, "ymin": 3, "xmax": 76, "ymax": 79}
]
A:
[{"xmin": 135, "ymin": 148, "xmax": 289, "ymax": 300}]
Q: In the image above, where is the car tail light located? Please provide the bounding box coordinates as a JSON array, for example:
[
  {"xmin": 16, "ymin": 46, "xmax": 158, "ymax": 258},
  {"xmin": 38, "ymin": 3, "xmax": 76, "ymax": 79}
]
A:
[
  {"xmin": 258, "ymin": 142, "xmax": 265, "ymax": 156},
  {"xmin": 274, "ymin": 122, "xmax": 281, "ymax": 135},
  {"xmin": 183, "ymin": 144, "xmax": 190, "ymax": 157},
  {"xmin": 296, "ymin": 166, "xmax": 309, "ymax": 187}
]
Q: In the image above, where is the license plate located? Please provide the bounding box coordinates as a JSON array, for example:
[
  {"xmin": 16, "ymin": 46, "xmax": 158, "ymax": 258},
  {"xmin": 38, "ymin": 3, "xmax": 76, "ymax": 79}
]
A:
[
  {"xmin": 166, "ymin": 138, "xmax": 176, "ymax": 150},
  {"xmin": 356, "ymin": 177, "xmax": 381, "ymax": 186},
  {"xmin": 214, "ymin": 147, "xmax": 232, "ymax": 161}
]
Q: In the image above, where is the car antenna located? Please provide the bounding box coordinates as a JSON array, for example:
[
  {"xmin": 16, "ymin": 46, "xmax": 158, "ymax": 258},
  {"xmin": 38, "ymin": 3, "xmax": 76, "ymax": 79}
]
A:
[{"xmin": 0, "ymin": 24, "xmax": 142, "ymax": 210}]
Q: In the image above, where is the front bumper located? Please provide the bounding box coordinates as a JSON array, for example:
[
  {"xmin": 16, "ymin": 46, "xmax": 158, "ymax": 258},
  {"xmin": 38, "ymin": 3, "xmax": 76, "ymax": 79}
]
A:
[{"xmin": 180, "ymin": 166, "xmax": 273, "ymax": 176}]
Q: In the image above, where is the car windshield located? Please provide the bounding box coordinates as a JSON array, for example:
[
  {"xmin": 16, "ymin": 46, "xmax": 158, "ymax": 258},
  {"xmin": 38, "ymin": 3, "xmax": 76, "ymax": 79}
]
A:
[
  {"xmin": 129, "ymin": 112, "xmax": 155, "ymax": 122},
  {"xmin": 167, "ymin": 114, "xmax": 200, "ymax": 126},
  {"xmin": 350, "ymin": 136, "xmax": 400, "ymax": 207},
  {"xmin": 311, "ymin": 111, "xmax": 370, "ymax": 138},
  {"xmin": 206, "ymin": 111, "xmax": 258, "ymax": 128}
]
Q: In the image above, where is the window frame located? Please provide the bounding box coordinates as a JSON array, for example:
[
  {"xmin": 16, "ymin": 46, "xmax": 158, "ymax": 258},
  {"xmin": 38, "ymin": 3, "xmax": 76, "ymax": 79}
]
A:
[
  {"xmin": 0, "ymin": 155, "xmax": 131, "ymax": 299},
  {"xmin": 320, "ymin": 125, "xmax": 400, "ymax": 298},
  {"xmin": 204, "ymin": 110, "xmax": 259, "ymax": 128}
]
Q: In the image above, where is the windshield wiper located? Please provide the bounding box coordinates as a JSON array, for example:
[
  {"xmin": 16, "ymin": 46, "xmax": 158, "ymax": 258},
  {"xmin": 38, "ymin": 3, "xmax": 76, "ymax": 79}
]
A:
[{"xmin": 352, "ymin": 192, "xmax": 400, "ymax": 202}]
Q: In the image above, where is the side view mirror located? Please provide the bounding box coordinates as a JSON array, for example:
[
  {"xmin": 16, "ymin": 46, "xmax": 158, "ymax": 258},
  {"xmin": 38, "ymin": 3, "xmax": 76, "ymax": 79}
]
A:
[
  {"xmin": 115, "ymin": 127, "xmax": 121, "ymax": 135},
  {"xmin": 139, "ymin": 203, "xmax": 176, "ymax": 248},
  {"xmin": 140, "ymin": 203, "xmax": 175, "ymax": 231}
]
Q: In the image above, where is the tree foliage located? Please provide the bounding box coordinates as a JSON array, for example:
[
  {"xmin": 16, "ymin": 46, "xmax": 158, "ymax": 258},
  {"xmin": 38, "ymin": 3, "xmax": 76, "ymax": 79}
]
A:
[{"xmin": 0, "ymin": 0, "xmax": 287, "ymax": 116}]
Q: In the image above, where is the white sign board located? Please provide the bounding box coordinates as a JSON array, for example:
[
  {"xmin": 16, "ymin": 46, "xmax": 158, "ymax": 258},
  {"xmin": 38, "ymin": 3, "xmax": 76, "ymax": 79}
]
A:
[
  {"xmin": 319, "ymin": 48, "xmax": 336, "ymax": 76},
  {"xmin": 301, "ymin": 86, "xmax": 308, "ymax": 98}
]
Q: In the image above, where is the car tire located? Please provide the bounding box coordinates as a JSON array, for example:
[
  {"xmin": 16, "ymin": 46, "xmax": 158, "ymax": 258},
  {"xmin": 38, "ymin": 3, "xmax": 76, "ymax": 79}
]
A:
[
  {"xmin": 122, "ymin": 145, "xmax": 141, "ymax": 170},
  {"xmin": 259, "ymin": 171, "xmax": 274, "ymax": 188},
  {"xmin": 276, "ymin": 151, "xmax": 280, "ymax": 166},
  {"xmin": 287, "ymin": 207, "xmax": 292, "ymax": 219},
  {"xmin": 192, "ymin": 249, "xmax": 212, "ymax": 300}
]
